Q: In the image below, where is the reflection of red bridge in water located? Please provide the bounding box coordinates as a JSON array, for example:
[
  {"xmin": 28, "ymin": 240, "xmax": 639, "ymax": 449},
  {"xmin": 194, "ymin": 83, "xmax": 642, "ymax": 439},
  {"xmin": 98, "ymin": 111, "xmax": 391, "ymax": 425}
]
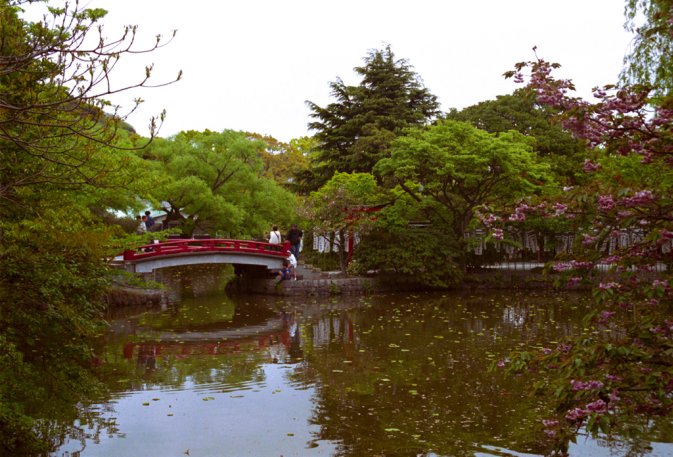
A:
[
  {"xmin": 122, "ymin": 238, "xmax": 290, "ymax": 273},
  {"xmin": 124, "ymin": 313, "xmax": 358, "ymax": 365}
]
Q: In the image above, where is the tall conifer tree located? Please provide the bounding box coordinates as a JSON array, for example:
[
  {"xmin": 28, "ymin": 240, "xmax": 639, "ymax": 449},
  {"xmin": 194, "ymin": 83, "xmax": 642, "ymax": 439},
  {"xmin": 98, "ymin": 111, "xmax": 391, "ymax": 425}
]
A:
[{"xmin": 304, "ymin": 45, "xmax": 440, "ymax": 190}]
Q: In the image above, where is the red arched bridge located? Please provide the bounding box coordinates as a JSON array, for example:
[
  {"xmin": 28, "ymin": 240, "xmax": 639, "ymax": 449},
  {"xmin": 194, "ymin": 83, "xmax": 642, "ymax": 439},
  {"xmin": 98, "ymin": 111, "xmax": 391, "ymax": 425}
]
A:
[{"xmin": 122, "ymin": 238, "xmax": 289, "ymax": 274}]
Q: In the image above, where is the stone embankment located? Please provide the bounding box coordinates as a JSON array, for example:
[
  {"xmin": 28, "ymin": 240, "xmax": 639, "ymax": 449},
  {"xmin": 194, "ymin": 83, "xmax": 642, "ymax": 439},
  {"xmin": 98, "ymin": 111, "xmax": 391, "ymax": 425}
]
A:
[
  {"xmin": 106, "ymin": 285, "xmax": 163, "ymax": 307},
  {"xmin": 249, "ymin": 275, "xmax": 378, "ymax": 296},
  {"xmin": 235, "ymin": 259, "xmax": 380, "ymax": 296},
  {"xmin": 105, "ymin": 261, "xmax": 569, "ymax": 307},
  {"xmin": 239, "ymin": 261, "xmax": 560, "ymax": 297}
]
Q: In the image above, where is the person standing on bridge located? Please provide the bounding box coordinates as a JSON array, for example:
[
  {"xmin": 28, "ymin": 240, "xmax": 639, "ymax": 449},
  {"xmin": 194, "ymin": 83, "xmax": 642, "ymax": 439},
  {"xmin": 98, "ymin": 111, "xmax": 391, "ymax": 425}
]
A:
[
  {"xmin": 286, "ymin": 224, "xmax": 303, "ymax": 259},
  {"xmin": 136, "ymin": 215, "xmax": 147, "ymax": 235},
  {"xmin": 269, "ymin": 225, "xmax": 282, "ymax": 244},
  {"xmin": 144, "ymin": 210, "xmax": 155, "ymax": 231}
]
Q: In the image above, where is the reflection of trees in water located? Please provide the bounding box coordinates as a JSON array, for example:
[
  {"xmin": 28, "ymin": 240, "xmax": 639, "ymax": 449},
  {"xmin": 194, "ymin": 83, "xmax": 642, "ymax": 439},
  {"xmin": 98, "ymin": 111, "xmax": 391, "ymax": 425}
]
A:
[
  {"xmin": 310, "ymin": 312, "xmax": 356, "ymax": 348},
  {"xmin": 286, "ymin": 291, "xmax": 594, "ymax": 456},
  {"xmin": 154, "ymin": 265, "xmax": 236, "ymax": 304},
  {"xmin": 65, "ymin": 289, "xmax": 605, "ymax": 456}
]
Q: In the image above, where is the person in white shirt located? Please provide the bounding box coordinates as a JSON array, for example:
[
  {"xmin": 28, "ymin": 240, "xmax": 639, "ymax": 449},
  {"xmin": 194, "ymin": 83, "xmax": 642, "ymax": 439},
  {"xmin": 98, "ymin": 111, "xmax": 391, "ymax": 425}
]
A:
[
  {"xmin": 269, "ymin": 225, "xmax": 282, "ymax": 244},
  {"xmin": 287, "ymin": 252, "xmax": 298, "ymax": 280}
]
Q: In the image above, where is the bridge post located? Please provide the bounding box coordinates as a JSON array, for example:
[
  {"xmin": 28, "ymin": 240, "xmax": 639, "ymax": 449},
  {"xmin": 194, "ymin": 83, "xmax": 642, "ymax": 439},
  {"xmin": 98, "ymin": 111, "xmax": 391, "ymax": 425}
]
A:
[{"xmin": 123, "ymin": 250, "xmax": 137, "ymax": 273}]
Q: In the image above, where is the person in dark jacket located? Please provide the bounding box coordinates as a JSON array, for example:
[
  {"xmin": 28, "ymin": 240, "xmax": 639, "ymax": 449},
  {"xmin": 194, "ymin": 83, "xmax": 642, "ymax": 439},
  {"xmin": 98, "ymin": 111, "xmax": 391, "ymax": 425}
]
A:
[
  {"xmin": 144, "ymin": 210, "xmax": 155, "ymax": 231},
  {"xmin": 286, "ymin": 224, "xmax": 303, "ymax": 258}
]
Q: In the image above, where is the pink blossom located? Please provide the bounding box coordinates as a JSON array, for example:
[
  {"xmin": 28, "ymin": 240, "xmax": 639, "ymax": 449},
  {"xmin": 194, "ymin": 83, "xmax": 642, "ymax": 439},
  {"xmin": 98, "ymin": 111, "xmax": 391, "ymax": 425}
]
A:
[
  {"xmin": 585, "ymin": 399, "xmax": 608, "ymax": 413},
  {"xmin": 583, "ymin": 159, "xmax": 602, "ymax": 172},
  {"xmin": 544, "ymin": 429, "xmax": 558, "ymax": 438},
  {"xmin": 582, "ymin": 235, "xmax": 598, "ymax": 246},
  {"xmin": 652, "ymin": 279, "xmax": 669, "ymax": 290},
  {"xmin": 508, "ymin": 203, "xmax": 530, "ymax": 222},
  {"xmin": 566, "ymin": 277, "xmax": 582, "ymax": 288},
  {"xmin": 571, "ymin": 379, "xmax": 604, "ymax": 391},
  {"xmin": 621, "ymin": 190, "xmax": 655, "ymax": 207},
  {"xmin": 553, "ymin": 262, "xmax": 573, "ymax": 272},
  {"xmin": 553, "ymin": 202, "xmax": 568, "ymax": 215},
  {"xmin": 477, "ymin": 211, "xmax": 500, "ymax": 227},
  {"xmin": 565, "ymin": 408, "xmax": 587, "ymax": 422},
  {"xmin": 553, "ymin": 260, "xmax": 593, "ymax": 272},
  {"xmin": 603, "ymin": 255, "xmax": 621, "ymax": 264},
  {"xmin": 597, "ymin": 195, "xmax": 615, "ymax": 211},
  {"xmin": 492, "ymin": 228, "xmax": 504, "ymax": 240},
  {"xmin": 542, "ymin": 419, "xmax": 559, "ymax": 428},
  {"xmin": 599, "ymin": 282, "xmax": 620, "ymax": 290},
  {"xmin": 598, "ymin": 311, "xmax": 616, "ymax": 324}
]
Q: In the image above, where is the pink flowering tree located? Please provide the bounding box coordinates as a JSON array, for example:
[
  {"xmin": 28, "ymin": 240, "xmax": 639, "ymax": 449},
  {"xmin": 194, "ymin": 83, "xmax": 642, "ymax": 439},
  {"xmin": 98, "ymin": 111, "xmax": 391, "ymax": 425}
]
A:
[{"xmin": 495, "ymin": 47, "xmax": 673, "ymax": 453}]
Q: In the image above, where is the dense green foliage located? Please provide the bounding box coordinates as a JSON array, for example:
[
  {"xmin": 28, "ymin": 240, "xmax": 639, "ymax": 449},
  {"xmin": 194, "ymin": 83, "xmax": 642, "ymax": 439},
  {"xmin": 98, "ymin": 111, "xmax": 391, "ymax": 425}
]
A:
[
  {"xmin": 304, "ymin": 172, "xmax": 384, "ymax": 271},
  {"xmin": 0, "ymin": 2, "xmax": 155, "ymax": 452},
  {"xmin": 303, "ymin": 45, "xmax": 440, "ymax": 190},
  {"xmin": 5, "ymin": 0, "xmax": 673, "ymax": 453},
  {"xmin": 0, "ymin": 2, "xmax": 296, "ymax": 454},
  {"xmin": 140, "ymin": 129, "xmax": 298, "ymax": 238},
  {"xmin": 376, "ymin": 120, "xmax": 553, "ymax": 245},
  {"xmin": 445, "ymin": 89, "xmax": 587, "ymax": 182}
]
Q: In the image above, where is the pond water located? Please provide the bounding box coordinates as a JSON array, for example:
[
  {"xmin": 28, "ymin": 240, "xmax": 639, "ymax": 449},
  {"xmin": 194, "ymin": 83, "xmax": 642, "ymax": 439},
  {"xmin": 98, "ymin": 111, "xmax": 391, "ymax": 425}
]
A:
[{"xmin": 55, "ymin": 266, "xmax": 673, "ymax": 457}]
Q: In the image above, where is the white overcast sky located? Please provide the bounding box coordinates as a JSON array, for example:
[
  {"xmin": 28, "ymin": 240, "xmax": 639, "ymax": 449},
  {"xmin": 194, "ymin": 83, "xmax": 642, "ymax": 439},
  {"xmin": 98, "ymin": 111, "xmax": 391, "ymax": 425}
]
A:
[{"xmin": 40, "ymin": 1, "xmax": 634, "ymax": 142}]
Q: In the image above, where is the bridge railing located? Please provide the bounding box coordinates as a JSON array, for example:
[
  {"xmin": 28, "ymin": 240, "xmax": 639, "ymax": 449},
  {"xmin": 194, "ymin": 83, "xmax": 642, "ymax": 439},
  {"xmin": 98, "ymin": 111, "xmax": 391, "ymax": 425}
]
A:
[{"xmin": 123, "ymin": 238, "xmax": 289, "ymax": 262}]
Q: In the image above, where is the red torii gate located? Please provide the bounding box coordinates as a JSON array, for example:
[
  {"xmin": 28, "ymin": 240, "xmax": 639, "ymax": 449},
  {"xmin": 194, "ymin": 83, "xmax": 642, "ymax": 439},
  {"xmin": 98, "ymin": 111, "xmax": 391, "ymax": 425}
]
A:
[{"xmin": 343, "ymin": 203, "xmax": 388, "ymax": 264}]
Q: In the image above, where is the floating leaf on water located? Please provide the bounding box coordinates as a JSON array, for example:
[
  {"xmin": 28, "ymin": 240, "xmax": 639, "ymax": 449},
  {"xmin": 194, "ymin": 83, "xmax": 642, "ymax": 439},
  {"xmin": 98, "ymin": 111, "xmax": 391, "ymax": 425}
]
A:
[
  {"xmin": 202, "ymin": 396, "xmax": 215, "ymax": 401},
  {"xmin": 384, "ymin": 428, "xmax": 400, "ymax": 432},
  {"xmin": 287, "ymin": 433, "xmax": 295, "ymax": 436},
  {"xmin": 152, "ymin": 398, "xmax": 160, "ymax": 401},
  {"xmin": 332, "ymin": 369, "xmax": 343, "ymax": 373},
  {"xmin": 142, "ymin": 402, "xmax": 150, "ymax": 406}
]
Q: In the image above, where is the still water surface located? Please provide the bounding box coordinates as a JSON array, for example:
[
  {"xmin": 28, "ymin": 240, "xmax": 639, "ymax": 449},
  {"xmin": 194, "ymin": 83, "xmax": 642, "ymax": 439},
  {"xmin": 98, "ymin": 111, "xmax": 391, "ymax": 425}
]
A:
[{"xmin": 56, "ymin": 266, "xmax": 673, "ymax": 456}]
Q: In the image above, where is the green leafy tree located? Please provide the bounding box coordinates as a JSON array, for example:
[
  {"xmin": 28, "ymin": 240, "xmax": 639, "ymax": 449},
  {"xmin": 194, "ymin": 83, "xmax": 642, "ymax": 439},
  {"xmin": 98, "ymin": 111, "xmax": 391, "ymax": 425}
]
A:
[
  {"xmin": 445, "ymin": 88, "xmax": 587, "ymax": 183},
  {"xmin": 351, "ymin": 191, "xmax": 464, "ymax": 288},
  {"xmin": 254, "ymin": 134, "xmax": 312, "ymax": 191},
  {"xmin": 304, "ymin": 172, "xmax": 384, "ymax": 271},
  {"xmin": 0, "ymin": 1, "xmax": 177, "ymax": 453},
  {"xmin": 375, "ymin": 119, "xmax": 554, "ymax": 263},
  {"xmin": 304, "ymin": 45, "xmax": 440, "ymax": 190},
  {"xmin": 142, "ymin": 130, "xmax": 298, "ymax": 237},
  {"xmin": 0, "ymin": 0, "xmax": 178, "ymax": 207}
]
